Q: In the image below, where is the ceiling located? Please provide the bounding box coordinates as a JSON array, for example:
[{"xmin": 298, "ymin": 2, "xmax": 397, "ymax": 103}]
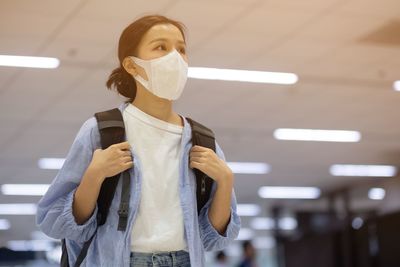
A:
[{"xmin": 0, "ymin": 0, "xmax": 399, "ymax": 249}]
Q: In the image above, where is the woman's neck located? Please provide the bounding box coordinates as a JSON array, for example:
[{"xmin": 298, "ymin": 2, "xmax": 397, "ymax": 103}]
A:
[{"xmin": 130, "ymin": 86, "xmax": 183, "ymax": 127}]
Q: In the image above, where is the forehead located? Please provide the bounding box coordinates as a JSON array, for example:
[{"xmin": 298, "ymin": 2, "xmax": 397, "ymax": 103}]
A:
[{"xmin": 141, "ymin": 23, "xmax": 185, "ymax": 44}]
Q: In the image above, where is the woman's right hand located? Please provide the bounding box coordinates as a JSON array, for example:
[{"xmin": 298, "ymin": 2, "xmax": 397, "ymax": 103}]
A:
[{"xmin": 88, "ymin": 141, "xmax": 134, "ymax": 181}]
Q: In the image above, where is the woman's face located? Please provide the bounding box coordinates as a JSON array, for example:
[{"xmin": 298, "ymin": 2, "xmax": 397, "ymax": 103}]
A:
[{"xmin": 124, "ymin": 23, "xmax": 187, "ymax": 81}]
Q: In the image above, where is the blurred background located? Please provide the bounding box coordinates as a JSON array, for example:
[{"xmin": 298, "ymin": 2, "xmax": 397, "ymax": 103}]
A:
[{"xmin": 0, "ymin": 0, "xmax": 399, "ymax": 266}]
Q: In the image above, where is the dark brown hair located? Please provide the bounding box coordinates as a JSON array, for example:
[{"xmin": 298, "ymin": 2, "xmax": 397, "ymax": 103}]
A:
[{"xmin": 106, "ymin": 15, "xmax": 187, "ymax": 103}]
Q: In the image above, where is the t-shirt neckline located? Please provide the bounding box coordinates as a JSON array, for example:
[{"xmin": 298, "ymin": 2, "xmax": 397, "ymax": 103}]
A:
[{"xmin": 123, "ymin": 103, "xmax": 184, "ymax": 135}]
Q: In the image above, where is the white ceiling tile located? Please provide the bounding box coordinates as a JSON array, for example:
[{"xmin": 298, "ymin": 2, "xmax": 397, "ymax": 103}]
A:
[
  {"xmin": 165, "ymin": 0, "xmax": 260, "ymax": 48},
  {"xmin": 299, "ymin": 13, "xmax": 388, "ymax": 42},
  {"xmin": 0, "ymin": 0, "xmax": 82, "ymax": 17},
  {"xmin": 75, "ymin": 0, "xmax": 177, "ymax": 21}
]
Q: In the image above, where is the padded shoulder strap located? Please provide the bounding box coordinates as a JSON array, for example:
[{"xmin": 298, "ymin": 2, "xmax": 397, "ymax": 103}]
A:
[
  {"xmin": 95, "ymin": 108, "xmax": 125, "ymax": 150},
  {"xmin": 94, "ymin": 108, "xmax": 126, "ymax": 226},
  {"xmin": 185, "ymin": 117, "xmax": 216, "ymax": 215}
]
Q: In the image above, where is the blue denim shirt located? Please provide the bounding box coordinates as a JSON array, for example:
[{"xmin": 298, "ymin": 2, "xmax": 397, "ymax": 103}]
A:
[{"xmin": 36, "ymin": 102, "xmax": 241, "ymax": 267}]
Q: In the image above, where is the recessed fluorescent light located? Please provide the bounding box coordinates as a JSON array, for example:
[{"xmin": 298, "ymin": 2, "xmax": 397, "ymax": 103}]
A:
[
  {"xmin": 46, "ymin": 246, "xmax": 63, "ymax": 263},
  {"xmin": 0, "ymin": 219, "xmax": 11, "ymax": 230},
  {"xmin": 251, "ymin": 217, "xmax": 275, "ymax": 230},
  {"xmin": 330, "ymin": 164, "xmax": 397, "ymax": 177},
  {"xmin": 0, "ymin": 204, "xmax": 37, "ymax": 215},
  {"xmin": 279, "ymin": 217, "xmax": 298, "ymax": 230},
  {"xmin": 352, "ymin": 217, "xmax": 364, "ymax": 230},
  {"xmin": 7, "ymin": 240, "xmax": 54, "ymax": 251},
  {"xmin": 274, "ymin": 128, "xmax": 361, "ymax": 142},
  {"xmin": 38, "ymin": 158, "xmax": 274, "ymax": 176},
  {"xmin": 31, "ymin": 230, "xmax": 58, "ymax": 241},
  {"xmin": 0, "ymin": 55, "xmax": 60, "ymax": 69},
  {"xmin": 258, "ymin": 186, "xmax": 321, "ymax": 199},
  {"xmin": 253, "ymin": 237, "xmax": 276, "ymax": 249},
  {"xmin": 368, "ymin": 188, "xmax": 386, "ymax": 200},
  {"xmin": 38, "ymin": 158, "xmax": 65, "ymax": 169},
  {"xmin": 394, "ymin": 80, "xmax": 400, "ymax": 91},
  {"xmin": 227, "ymin": 162, "xmax": 270, "ymax": 174},
  {"xmin": 188, "ymin": 67, "xmax": 298, "ymax": 85},
  {"xmin": 250, "ymin": 217, "xmax": 297, "ymax": 230},
  {"xmin": 237, "ymin": 204, "xmax": 261, "ymax": 216},
  {"xmin": 225, "ymin": 245, "xmax": 242, "ymax": 257},
  {"xmin": 1, "ymin": 184, "xmax": 50, "ymax": 196},
  {"xmin": 237, "ymin": 228, "xmax": 255, "ymax": 240}
]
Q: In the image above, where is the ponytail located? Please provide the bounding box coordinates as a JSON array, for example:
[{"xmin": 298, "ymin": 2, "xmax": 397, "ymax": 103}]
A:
[{"xmin": 106, "ymin": 66, "xmax": 137, "ymax": 103}]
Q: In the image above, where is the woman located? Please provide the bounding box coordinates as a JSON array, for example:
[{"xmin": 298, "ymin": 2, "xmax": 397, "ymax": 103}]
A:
[{"xmin": 36, "ymin": 14, "xmax": 240, "ymax": 267}]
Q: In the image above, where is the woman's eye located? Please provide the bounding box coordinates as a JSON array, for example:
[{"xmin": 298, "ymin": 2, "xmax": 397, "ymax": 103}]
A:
[
  {"xmin": 155, "ymin": 45, "xmax": 166, "ymax": 51},
  {"xmin": 179, "ymin": 48, "xmax": 186, "ymax": 54}
]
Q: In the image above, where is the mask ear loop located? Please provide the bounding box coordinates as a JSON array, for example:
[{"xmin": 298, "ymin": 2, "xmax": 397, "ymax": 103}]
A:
[{"xmin": 129, "ymin": 56, "xmax": 150, "ymax": 90}]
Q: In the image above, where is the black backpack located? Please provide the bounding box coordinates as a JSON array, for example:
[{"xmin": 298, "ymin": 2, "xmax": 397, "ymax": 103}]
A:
[{"xmin": 61, "ymin": 107, "xmax": 216, "ymax": 267}]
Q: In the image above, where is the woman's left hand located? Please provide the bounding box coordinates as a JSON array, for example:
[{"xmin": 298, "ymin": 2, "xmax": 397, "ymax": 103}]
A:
[{"xmin": 189, "ymin": 145, "xmax": 233, "ymax": 185}]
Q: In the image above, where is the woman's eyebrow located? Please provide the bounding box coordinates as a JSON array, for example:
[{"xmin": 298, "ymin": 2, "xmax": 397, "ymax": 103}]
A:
[{"xmin": 148, "ymin": 38, "xmax": 186, "ymax": 45}]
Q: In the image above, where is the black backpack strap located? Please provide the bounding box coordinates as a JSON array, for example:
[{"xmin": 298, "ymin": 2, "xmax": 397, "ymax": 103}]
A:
[
  {"xmin": 60, "ymin": 222, "xmax": 98, "ymax": 267},
  {"xmin": 60, "ymin": 239, "xmax": 69, "ymax": 267},
  {"xmin": 94, "ymin": 108, "xmax": 130, "ymax": 227},
  {"xmin": 185, "ymin": 117, "xmax": 216, "ymax": 215},
  {"xmin": 117, "ymin": 170, "xmax": 131, "ymax": 231},
  {"xmin": 73, "ymin": 227, "xmax": 98, "ymax": 267}
]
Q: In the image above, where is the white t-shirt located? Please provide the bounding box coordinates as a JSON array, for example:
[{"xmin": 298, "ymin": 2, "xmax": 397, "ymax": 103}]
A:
[{"xmin": 122, "ymin": 103, "xmax": 188, "ymax": 252}]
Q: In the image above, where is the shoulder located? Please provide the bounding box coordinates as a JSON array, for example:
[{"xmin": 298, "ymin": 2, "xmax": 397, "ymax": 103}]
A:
[
  {"xmin": 185, "ymin": 116, "xmax": 214, "ymax": 136},
  {"xmin": 74, "ymin": 103, "xmax": 129, "ymax": 150},
  {"xmin": 215, "ymin": 140, "xmax": 226, "ymax": 161},
  {"xmin": 185, "ymin": 116, "xmax": 226, "ymax": 161},
  {"xmin": 73, "ymin": 116, "xmax": 100, "ymax": 151}
]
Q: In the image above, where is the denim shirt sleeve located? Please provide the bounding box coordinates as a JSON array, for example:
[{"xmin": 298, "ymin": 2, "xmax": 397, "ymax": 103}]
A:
[
  {"xmin": 35, "ymin": 117, "xmax": 99, "ymax": 243},
  {"xmin": 198, "ymin": 141, "xmax": 241, "ymax": 251}
]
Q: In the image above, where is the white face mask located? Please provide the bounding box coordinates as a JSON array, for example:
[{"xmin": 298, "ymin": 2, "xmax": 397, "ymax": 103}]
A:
[{"xmin": 130, "ymin": 49, "xmax": 188, "ymax": 100}]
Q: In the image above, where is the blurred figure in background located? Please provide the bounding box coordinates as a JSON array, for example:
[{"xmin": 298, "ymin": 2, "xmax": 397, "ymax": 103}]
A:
[
  {"xmin": 213, "ymin": 250, "xmax": 229, "ymax": 267},
  {"xmin": 237, "ymin": 240, "xmax": 257, "ymax": 267}
]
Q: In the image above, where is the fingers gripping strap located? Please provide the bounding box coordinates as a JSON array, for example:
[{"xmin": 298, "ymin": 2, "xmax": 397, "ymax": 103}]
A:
[{"xmin": 185, "ymin": 117, "xmax": 216, "ymax": 214}]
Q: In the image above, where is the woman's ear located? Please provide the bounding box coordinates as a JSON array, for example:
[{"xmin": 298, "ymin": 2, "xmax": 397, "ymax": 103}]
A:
[{"xmin": 122, "ymin": 57, "xmax": 137, "ymax": 76}]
